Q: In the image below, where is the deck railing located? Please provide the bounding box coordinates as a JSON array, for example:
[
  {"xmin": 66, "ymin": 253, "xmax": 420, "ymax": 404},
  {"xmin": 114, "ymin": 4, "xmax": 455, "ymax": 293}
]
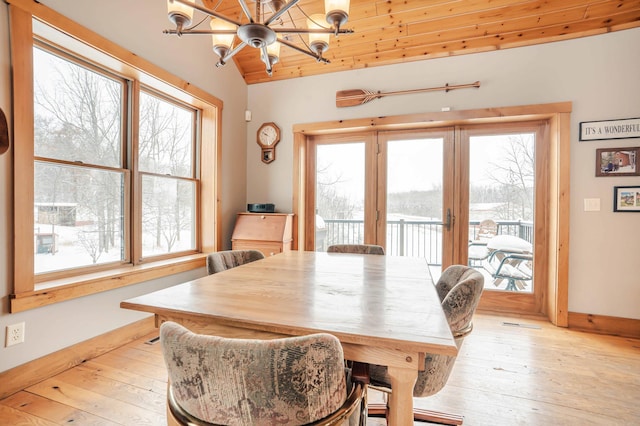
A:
[{"xmin": 319, "ymin": 219, "xmax": 533, "ymax": 266}]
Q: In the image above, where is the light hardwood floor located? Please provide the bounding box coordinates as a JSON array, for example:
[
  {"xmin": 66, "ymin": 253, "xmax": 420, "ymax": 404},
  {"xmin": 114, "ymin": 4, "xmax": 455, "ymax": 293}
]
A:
[{"xmin": 1, "ymin": 313, "xmax": 638, "ymax": 425}]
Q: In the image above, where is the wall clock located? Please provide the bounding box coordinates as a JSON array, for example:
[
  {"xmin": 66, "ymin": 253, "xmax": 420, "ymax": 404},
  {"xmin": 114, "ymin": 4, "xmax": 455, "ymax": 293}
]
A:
[{"xmin": 257, "ymin": 122, "xmax": 280, "ymax": 164}]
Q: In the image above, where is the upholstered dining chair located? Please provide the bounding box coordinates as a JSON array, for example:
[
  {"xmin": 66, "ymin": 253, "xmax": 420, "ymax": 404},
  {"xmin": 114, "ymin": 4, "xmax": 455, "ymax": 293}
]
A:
[
  {"xmin": 160, "ymin": 321, "xmax": 368, "ymax": 426},
  {"xmin": 366, "ymin": 265, "xmax": 484, "ymax": 425},
  {"xmin": 205, "ymin": 249, "xmax": 265, "ymax": 275},
  {"xmin": 434, "ymin": 264, "xmax": 483, "ymax": 302},
  {"xmin": 327, "ymin": 244, "xmax": 385, "ymax": 255}
]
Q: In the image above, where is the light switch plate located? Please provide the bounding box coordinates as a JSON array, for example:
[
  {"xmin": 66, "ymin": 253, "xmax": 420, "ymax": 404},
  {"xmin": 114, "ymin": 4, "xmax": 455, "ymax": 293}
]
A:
[{"xmin": 584, "ymin": 198, "xmax": 600, "ymax": 212}]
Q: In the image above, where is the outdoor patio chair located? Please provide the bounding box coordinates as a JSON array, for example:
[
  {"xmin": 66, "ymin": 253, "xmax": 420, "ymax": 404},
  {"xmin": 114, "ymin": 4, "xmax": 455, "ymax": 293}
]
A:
[{"xmin": 467, "ymin": 219, "xmax": 497, "ymax": 267}]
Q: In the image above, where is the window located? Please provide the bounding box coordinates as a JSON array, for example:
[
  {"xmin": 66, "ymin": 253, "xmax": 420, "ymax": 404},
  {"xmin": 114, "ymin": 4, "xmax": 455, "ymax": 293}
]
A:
[
  {"xmin": 137, "ymin": 91, "xmax": 198, "ymax": 259},
  {"xmin": 10, "ymin": 3, "xmax": 221, "ymax": 312},
  {"xmin": 33, "ymin": 45, "xmax": 128, "ymax": 274}
]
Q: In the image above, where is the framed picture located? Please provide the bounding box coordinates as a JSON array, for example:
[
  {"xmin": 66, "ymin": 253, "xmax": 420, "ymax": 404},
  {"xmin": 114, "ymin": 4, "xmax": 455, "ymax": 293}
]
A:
[
  {"xmin": 579, "ymin": 117, "xmax": 640, "ymax": 141},
  {"xmin": 613, "ymin": 186, "xmax": 640, "ymax": 212},
  {"xmin": 595, "ymin": 147, "xmax": 639, "ymax": 177}
]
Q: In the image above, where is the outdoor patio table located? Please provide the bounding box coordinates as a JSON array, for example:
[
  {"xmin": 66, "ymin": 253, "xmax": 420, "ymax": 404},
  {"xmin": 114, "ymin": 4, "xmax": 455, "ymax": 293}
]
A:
[{"xmin": 484, "ymin": 235, "xmax": 533, "ymax": 290}]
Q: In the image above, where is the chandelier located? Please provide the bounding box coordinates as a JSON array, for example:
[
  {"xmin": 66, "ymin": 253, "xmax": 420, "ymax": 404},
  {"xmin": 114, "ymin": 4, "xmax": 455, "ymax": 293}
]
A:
[{"xmin": 165, "ymin": 0, "xmax": 353, "ymax": 76}]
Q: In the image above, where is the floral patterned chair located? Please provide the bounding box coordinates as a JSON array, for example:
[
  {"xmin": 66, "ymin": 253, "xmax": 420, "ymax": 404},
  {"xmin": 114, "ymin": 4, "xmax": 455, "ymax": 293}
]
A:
[
  {"xmin": 434, "ymin": 264, "xmax": 483, "ymax": 302},
  {"xmin": 205, "ymin": 249, "xmax": 265, "ymax": 275},
  {"xmin": 327, "ymin": 244, "xmax": 385, "ymax": 255},
  {"xmin": 160, "ymin": 321, "xmax": 368, "ymax": 426},
  {"xmin": 366, "ymin": 265, "xmax": 484, "ymax": 425}
]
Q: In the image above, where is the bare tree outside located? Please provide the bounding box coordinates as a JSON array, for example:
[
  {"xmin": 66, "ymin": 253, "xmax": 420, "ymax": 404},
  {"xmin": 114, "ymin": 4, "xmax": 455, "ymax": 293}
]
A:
[
  {"xmin": 315, "ymin": 143, "xmax": 364, "ymax": 248},
  {"xmin": 32, "ymin": 46, "xmax": 196, "ymax": 273},
  {"xmin": 471, "ymin": 134, "xmax": 535, "ymax": 222},
  {"xmin": 138, "ymin": 92, "xmax": 195, "ymax": 256},
  {"xmin": 316, "ymin": 163, "xmax": 357, "ymax": 220},
  {"xmin": 487, "ymin": 134, "xmax": 534, "ymax": 221},
  {"xmin": 77, "ymin": 231, "xmax": 102, "ymax": 264}
]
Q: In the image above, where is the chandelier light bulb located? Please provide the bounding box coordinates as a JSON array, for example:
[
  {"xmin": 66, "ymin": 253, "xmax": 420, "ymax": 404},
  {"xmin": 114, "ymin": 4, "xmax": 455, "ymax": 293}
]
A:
[
  {"xmin": 307, "ymin": 14, "xmax": 329, "ymax": 57},
  {"xmin": 210, "ymin": 18, "xmax": 236, "ymax": 60},
  {"xmin": 166, "ymin": 0, "xmax": 194, "ymax": 34},
  {"xmin": 325, "ymin": 0, "xmax": 350, "ymax": 32},
  {"xmin": 266, "ymin": 40, "xmax": 282, "ymax": 58}
]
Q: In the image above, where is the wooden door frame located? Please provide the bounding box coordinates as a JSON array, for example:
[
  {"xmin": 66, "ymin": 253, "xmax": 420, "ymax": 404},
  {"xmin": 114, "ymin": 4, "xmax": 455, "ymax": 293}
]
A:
[{"xmin": 292, "ymin": 102, "xmax": 571, "ymax": 326}]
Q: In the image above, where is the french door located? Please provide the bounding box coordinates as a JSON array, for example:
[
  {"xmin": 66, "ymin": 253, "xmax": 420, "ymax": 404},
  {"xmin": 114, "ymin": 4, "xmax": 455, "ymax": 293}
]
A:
[{"xmin": 305, "ymin": 121, "xmax": 549, "ymax": 313}]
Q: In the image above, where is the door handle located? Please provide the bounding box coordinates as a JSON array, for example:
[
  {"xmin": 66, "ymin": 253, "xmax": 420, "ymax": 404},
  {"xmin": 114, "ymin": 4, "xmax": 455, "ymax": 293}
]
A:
[{"xmin": 444, "ymin": 208, "xmax": 452, "ymax": 231}]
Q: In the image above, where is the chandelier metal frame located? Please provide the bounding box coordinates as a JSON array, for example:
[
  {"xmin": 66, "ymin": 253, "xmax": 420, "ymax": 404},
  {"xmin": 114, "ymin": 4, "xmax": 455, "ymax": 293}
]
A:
[{"xmin": 165, "ymin": 0, "xmax": 353, "ymax": 76}]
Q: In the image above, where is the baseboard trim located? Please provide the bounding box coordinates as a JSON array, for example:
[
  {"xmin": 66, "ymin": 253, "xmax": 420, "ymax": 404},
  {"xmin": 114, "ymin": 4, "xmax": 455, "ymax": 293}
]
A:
[
  {"xmin": 0, "ymin": 316, "xmax": 155, "ymax": 399},
  {"xmin": 568, "ymin": 312, "xmax": 640, "ymax": 339}
]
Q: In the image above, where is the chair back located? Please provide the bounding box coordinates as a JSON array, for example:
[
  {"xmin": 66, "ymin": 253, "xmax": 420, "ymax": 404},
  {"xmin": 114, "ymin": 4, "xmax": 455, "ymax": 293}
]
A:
[
  {"xmin": 476, "ymin": 219, "xmax": 498, "ymax": 242},
  {"xmin": 161, "ymin": 321, "xmax": 357, "ymax": 426},
  {"xmin": 440, "ymin": 268, "xmax": 484, "ymax": 338},
  {"xmin": 412, "ymin": 267, "xmax": 484, "ymax": 397},
  {"xmin": 205, "ymin": 249, "xmax": 264, "ymax": 275},
  {"xmin": 435, "ymin": 264, "xmax": 481, "ymax": 302},
  {"xmin": 368, "ymin": 266, "xmax": 484, "ymax": 398},
  {"xmin": 327, "ymin": 244, "xmax": 385, "ymax": 255}
]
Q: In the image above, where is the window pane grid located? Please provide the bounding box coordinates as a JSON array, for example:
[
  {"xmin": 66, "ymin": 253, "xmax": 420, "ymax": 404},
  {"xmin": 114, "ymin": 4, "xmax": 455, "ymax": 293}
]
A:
[
  {"xmin": 34, "ymin": 161, "xmax": 127, "ymax": 274},
  {"xmin": 138, "ymin": 90, "xmax": 195, "ymax": 178},
  {"xmin": 140, "ymin": 174, "xmax": 197, "ymax": 258},
  {"xmin": 33, "ymin": 46, "xmax": 124, "ymax": 169}
]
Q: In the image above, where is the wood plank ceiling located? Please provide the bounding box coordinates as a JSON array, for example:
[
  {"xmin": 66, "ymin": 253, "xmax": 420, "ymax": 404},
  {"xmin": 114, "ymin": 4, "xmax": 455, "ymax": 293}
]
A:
[{"xmin": 198, "ymin": 0, "xmax": 640, "ymax": 84}]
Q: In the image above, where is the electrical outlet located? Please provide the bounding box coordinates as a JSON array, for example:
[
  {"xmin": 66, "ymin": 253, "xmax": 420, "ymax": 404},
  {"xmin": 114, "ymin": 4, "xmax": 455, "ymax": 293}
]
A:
[{"xmin": 6, "ymin": 322, "xmax": 25, "ymax": 347}]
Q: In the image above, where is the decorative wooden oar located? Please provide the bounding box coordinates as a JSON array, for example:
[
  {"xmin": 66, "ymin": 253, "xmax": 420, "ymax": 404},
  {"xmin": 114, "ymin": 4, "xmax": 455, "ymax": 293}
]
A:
[
  {"xmin": 336, "ymin": 81, "xmax": 480, "ymax": 108},
  {"xmin": 0, "ymin": 107, "xmax": 8, "ymax": 155}
]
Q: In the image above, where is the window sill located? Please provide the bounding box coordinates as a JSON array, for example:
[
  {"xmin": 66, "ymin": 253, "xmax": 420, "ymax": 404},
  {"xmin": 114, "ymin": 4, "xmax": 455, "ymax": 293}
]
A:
[{"xmin": 10, "ymin": 254, "xmax": 207, "ymax": 313}]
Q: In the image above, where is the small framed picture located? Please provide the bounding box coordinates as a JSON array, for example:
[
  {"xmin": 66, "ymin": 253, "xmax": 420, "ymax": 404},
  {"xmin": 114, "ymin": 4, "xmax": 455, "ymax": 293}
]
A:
[
  {"xmin": 613, "ymin": 186, "xmax": 640, "ymax": 212},
  {"xmin": 595, "ymin": 147, "xmax": 639, "ymax": 177}
]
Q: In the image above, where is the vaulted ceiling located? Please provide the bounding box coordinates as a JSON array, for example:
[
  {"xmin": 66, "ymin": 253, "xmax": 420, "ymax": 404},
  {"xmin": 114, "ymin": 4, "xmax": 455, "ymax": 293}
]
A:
[{"xmin": 198, "ymin": 0, "xmax": 640, "ymax": 84}]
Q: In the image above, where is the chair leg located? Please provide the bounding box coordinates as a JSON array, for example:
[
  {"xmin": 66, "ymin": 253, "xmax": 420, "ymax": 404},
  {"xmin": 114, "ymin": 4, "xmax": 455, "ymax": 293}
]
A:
[
  {"xmin": 367, "ymin": 402, "xmax": 388, "ymax": 418},
  {"xmin": 413, "ymin": 408, "xmax": 464, "ymax": 425},
  {"xmin": 367, "ymin": 402, "xmax": 464, "ymax": 425}
]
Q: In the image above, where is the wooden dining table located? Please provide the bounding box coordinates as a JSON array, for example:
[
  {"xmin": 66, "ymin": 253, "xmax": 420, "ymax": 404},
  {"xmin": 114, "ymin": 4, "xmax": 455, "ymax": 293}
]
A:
[{"xmin": 120, "ymin": 250, "xmax": 457, "ymax": 426}]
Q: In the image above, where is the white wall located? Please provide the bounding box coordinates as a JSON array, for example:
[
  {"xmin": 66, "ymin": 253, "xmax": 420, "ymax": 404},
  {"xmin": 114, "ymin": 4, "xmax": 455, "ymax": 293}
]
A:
[
  {"xmin": 0, "ymin": 0, "xmax": 248, "ymax": 372},
  {"xmin": 247, "ymin": 28, "xmax": 640, "ymax": 320}
]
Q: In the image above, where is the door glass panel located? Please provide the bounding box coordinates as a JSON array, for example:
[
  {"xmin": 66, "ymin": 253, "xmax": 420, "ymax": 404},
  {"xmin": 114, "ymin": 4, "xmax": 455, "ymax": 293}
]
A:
[
  {"xmin": 386, "ymin": 137, "xmax": 444, "ymax": 280},
  {"xmin": 315, "ymin": 143, "xmax": 365, "ymax": 251},
  {"xmin": 468, "ymin": 133, "xmax": 535, "ymax": 292}
]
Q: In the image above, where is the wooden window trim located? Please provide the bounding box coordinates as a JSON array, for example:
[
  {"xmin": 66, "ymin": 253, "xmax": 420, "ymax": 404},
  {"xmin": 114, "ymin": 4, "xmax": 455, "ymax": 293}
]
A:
[
  {"xmin": 9, "ymin": 0, "xmax": 222, "ymax": 312},
  {"xmin": 292, "ymin": 102, "xmax": 571, "ymax": 326}
]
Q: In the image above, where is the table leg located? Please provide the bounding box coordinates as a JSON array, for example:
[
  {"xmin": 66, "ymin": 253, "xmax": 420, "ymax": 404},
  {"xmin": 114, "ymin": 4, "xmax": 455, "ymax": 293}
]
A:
[{"xmin": 386, "ymin": 365, "xmax": 418, "ymax": 426}]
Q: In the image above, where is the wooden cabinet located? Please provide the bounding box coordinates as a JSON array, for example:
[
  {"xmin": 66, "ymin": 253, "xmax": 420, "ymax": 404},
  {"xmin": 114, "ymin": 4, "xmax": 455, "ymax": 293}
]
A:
[{"xmin": 231, "ymin": 213, "xmax": 293, "ymax": 257}]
